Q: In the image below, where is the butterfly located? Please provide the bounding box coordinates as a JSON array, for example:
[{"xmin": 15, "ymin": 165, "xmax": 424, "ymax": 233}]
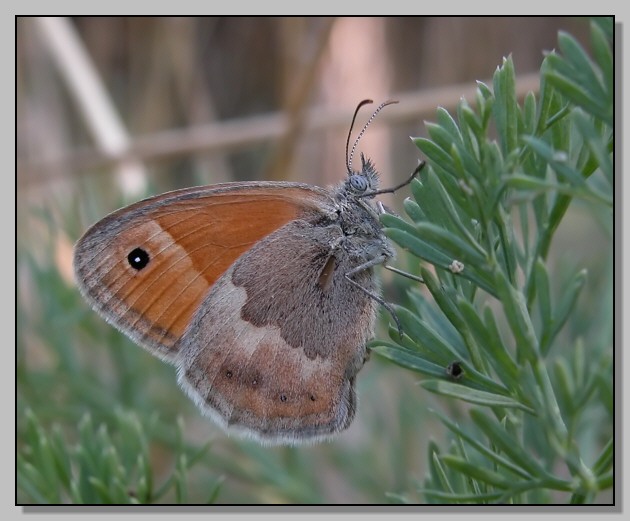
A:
[{"xmin": 74, "ymin": 99, "xmax": 423, "ymax": 444}]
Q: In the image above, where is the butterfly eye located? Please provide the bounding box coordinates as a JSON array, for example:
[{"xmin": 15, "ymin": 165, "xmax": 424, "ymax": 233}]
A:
[
  {"xmin": 127, "ymin": 247, "xmax": 150, "ymax": 270},
  {"xmin": 349, "ymin": 174, "xmax": 369, "ymax": 193}
]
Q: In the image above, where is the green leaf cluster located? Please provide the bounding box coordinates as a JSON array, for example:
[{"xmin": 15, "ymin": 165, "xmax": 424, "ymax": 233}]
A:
[
  {"xmin": 17, "ymin": 408, "xmax": 219, "ymax": 504},
  {"xmin": 373, "ymin": 18, "xmax": 613, "ymax": 504}
]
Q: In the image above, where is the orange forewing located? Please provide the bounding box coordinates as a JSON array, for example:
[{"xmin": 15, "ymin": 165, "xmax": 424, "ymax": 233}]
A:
[{"xmin": 74, "ymin": 183, "xmax": 332, "ymax": 360}]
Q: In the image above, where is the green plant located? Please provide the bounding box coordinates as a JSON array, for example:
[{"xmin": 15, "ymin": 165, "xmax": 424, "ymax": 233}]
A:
[
  {"xmin": 17, "ymin": 408, "xmax": 221, "ymax": 504},
  {"xmin": 372, "ymin": 18, "xmax": 613, "ymax": 504}
]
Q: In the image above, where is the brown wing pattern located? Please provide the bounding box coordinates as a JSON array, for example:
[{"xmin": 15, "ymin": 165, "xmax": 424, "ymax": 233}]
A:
[
  {"xmin": 73, "ymin": 183, "xmax": 332, "ymax": 361},
  {"xmin": 178, "ymin": 220, "xmax": 375, "ymax": 443}
]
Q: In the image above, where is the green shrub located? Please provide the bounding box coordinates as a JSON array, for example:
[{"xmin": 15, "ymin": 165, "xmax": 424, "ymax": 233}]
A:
[{"xmin": 373, "ymin": 17, "xmax": 613, "ymax": 504}]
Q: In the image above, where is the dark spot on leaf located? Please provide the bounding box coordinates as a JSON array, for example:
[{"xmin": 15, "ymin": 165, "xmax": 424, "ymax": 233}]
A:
[{"xmin": 446, "ymin": 361, "xmax": 464, "ymax": 380}]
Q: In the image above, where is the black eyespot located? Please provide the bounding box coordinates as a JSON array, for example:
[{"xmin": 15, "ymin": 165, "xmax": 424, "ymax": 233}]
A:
[
  {"xmin": 127, "ymin": 247, "xmax": 150, "ymax": 270},
  {"xmin": 279, "ymin": 393, "xmax": 287, "ymax": 402},
  {"xmin": 349, "ymin": 174, "xmax": 368, "ymax": 192},
  {"xmin": 446, "ymin": 361, "xmax": 464, "ymax": 380},
  {"xmin": 310, "ymin": 394, "xmax": 316, "ymax": 401},
  {"xmin": 251, "ymin": 378, "xmax": 258, "ymax": 386},
  {"xmin": 225, "ymin": 370, "xmax": 233, "ymax": 378}
]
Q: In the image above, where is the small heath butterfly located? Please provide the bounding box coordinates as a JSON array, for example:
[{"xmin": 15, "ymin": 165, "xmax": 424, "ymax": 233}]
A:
[{"xmin": 74, "ymin": 100, "xmax": 423, "ymax": 445}]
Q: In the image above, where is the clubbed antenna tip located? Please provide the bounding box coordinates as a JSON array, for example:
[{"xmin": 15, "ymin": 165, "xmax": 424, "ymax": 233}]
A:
[{"xmin": 345, "ymin": 99, "xmax": 398, "ymax": 174}]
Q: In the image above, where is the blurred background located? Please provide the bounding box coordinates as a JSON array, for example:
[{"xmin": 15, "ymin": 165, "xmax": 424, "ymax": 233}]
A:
[{"xmin": 17, "ymin": 17, "xmax": 598, "ymax": 504}]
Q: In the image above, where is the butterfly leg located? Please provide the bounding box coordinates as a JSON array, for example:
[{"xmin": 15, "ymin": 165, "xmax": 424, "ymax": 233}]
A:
[
  {"xmin": 357, "ymin": 160, "xmax": 426, "ymax": 199},
  {"xmin": 344, "ymin": 255, "xmax": 404, "ymax": 338},
  {"xmin": 383, "ymin": 264, "xmax": 424, "ymax": 283}
]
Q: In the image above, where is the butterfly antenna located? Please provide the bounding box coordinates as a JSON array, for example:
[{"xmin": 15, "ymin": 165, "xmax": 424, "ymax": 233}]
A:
[
  {"xmin": 346, "ymin": 99, "xmax": 399, "ymax": 174},
  {"xmin": 346, "ymin": 99, "xmax": 373, "ymax": 174}
]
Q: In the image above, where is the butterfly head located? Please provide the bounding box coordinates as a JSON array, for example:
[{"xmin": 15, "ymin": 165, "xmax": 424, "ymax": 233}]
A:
[
  {"xmin": 345, "ymin": 153, "xmax": 380, "ymax": 197},
  {"xmin": 343, "ymin": 98, "xmax": 397, "ymax": 200}
]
